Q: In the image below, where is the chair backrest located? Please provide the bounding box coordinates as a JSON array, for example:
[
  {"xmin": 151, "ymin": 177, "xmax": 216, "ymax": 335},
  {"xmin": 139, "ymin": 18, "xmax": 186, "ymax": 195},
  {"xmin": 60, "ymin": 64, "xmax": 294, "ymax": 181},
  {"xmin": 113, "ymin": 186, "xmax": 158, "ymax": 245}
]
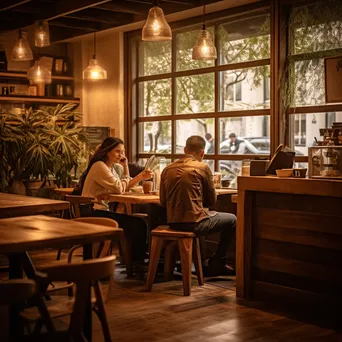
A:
[
  {"xmin": 41, "ymin": 256, "xmax": 115, "ymax": 337},
  {"xmin": 74, "ymin": 217, "xmax": 122, "ymax": 257},
  {"xmin": 41, "ymin": 255, "xmax": 116, "ymax": 283},
  {"xmin": 65, "ymin": 195, "xmax": 94, "ymax": 218},
  {"xmin": 0, "ymin": 279, "xmax": 36, "ymax": 305}
]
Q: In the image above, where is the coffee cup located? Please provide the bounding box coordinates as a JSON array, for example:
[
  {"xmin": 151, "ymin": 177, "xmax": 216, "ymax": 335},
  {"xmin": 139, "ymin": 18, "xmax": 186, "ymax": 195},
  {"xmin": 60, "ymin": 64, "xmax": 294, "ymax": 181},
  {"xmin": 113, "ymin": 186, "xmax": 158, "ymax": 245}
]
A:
[
  {"xmin": 292, "ymin": 168, "xmax": 307, "ymax": 178},
  {"xmin": 142, "ymin": 181, "xmax": 153, "ymax": 194}
]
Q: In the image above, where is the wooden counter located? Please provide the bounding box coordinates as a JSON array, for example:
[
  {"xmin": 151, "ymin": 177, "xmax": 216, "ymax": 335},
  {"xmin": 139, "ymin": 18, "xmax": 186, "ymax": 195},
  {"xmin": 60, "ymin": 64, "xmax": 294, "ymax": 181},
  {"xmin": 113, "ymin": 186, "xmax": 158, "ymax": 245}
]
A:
[{"xmin": 236, "ymin": 176, "xmax": 342, "ymax": 315}]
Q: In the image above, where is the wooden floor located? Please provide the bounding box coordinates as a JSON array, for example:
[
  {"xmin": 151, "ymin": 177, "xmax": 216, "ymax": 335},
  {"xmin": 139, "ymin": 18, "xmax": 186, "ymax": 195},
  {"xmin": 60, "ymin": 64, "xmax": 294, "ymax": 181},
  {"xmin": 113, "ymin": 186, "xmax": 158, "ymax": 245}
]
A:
[{"xmin": 1, "ymin": 250, "xmax": 342, "ymax": 341}]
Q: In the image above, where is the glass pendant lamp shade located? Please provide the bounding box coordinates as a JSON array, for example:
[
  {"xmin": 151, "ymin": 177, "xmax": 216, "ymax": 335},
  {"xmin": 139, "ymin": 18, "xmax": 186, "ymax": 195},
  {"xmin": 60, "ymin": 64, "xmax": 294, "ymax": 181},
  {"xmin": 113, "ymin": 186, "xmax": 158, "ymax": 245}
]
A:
[
  {"xmin": 83, "ymin": 56, "xmax": 107, "ymax": 80},
  {"xmin": 27, "ymin": 59, "xmax": 52, "ymax": 84},
  {"xmin": 11, "ymin": 30, "xmax": 33, "ymax": 61},
  {"xmin": 83, "ymin": 32, "xmax": 107, "ymax": 80},
  {"xmin": 142, "ymin": 6, "xmax": 172, "ymax": 41},
  {"xmin": 192, "ymin": 24, "xmax": 217, "ymax": 60},
  {"xmin": 35, "ymin": 20, "xmax": 50, "ymax": 47}
]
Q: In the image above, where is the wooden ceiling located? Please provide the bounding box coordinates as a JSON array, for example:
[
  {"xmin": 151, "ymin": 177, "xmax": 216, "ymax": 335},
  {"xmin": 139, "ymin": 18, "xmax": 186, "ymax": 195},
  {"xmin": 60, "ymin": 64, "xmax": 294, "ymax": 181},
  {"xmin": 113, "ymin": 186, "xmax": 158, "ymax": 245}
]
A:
[{"xmin": 0, "ymin": 0, "xmax": 222, "ymax": 43}]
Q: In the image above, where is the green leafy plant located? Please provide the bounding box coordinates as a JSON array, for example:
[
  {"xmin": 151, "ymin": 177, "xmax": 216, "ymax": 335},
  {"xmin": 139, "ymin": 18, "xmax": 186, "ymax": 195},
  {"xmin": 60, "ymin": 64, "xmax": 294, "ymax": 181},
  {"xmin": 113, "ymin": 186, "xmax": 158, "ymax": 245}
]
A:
[{"xmin": 0, "ymin": 103, "xmax": 86, "ymax": 193}]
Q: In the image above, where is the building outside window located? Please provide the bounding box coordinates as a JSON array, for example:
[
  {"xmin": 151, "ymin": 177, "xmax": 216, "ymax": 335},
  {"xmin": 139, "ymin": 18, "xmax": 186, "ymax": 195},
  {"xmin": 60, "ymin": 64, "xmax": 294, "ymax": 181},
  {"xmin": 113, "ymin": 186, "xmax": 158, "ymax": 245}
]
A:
[{"xmin": 288, "ymin": 2, "xmax": 342, "ymax": 156}]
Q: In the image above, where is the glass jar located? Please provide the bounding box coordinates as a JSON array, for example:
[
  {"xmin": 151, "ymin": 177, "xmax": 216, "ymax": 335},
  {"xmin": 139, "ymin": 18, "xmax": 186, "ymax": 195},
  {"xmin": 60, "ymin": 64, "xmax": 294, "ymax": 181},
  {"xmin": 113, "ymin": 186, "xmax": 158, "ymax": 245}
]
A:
[{"xmin": 241, "ymin": 159, "xmax": 251, "ymax": 176}]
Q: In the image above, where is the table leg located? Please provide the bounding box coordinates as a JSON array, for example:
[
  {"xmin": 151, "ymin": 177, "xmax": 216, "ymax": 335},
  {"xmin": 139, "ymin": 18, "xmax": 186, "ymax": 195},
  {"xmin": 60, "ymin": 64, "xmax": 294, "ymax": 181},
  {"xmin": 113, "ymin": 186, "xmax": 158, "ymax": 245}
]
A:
[
  {"xmin": 83, "ymin": 243, "xmax": 93, "ymax": 342},
  {"xmin": 8, "ymin": 254, "xmax": 23, "ymax": 341}
]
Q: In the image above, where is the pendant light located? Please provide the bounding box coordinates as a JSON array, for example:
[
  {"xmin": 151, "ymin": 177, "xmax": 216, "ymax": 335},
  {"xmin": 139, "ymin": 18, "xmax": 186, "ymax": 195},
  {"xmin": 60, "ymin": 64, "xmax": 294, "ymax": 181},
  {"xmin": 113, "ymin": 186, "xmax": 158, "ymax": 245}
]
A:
[
  {"xmin": 35, "ymin": 20, "xmax": 50, "ymax": 47},
  {"xmin": 142, "ymin": 0, "xmax": 172, "ymax": 41},
  {"xmin": 27, "ymin": 57, "xmax": 52, "ymax": 84},
  {"xmin": 192, "ymin": 5, "xmax": 217, "ymax": 60},
  {"xmin": 11, "ymin": 29, "xmax": 33, "ymax": 61},
  {"xmin": 83, "ymin": 32, "xmax": 107, "ymax": 80}
]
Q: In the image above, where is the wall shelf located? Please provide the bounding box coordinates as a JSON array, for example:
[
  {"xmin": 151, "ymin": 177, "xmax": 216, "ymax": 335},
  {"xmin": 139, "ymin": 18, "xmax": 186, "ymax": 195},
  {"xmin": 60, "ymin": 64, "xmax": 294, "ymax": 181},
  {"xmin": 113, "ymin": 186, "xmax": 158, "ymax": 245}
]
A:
[
  {"xmin": 0, "ymin": 71, "xmax": 74, "ymax": 81},
  {"xmin": 0, "ymin": 95, "xmax": 80, "ymax": 104}
]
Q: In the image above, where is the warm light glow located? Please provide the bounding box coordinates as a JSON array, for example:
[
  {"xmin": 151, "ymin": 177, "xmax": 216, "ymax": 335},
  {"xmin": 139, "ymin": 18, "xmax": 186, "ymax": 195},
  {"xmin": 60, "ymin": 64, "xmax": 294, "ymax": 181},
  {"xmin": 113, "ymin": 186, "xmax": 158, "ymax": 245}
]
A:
[
  {"xmin": 27, "ymin": 59, "xmax": 52, "ymax": 84},
  {"xmin": 192, "ymin": 25, "xmax": 217, "ymax": 61},
  {"xmin": 11, "ymin": 30, "xmax": 33, "ymax": 61},
  {"xmin": 83, "ymin": 58, "xmax": 107, "ymax": 80},
  {"xmin": 152, "ymin": 20, "xmax": 161, "ymax": 34},
  {"xmin": 34, "ymin": 20, "xmax": 50, "ymax": 47},
  {"xmin": 142, "ymin": 6, "xmax": 171, "ymax": 41}
]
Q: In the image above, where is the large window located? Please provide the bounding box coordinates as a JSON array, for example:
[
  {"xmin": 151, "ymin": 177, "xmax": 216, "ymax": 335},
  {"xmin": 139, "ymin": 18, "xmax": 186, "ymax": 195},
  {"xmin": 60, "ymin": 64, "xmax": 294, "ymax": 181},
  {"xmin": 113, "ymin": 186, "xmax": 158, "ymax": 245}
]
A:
[
  {"xmin": 288, "ymin": 1, "xmax": 342, "ymax": 156},
  {"xmin": 129, "ymin": 11, "xmax": 270, "ymax": 187}
]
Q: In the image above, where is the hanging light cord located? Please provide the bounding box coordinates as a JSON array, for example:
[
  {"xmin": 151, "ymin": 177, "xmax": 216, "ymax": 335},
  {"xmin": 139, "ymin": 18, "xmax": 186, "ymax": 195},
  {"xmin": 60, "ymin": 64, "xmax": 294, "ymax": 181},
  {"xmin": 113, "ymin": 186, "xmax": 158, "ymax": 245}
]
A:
[
  {"xmin": 202, "ymin": 4, "xmax": 206, "ymax": 30},
  {"xmin": 93, "ymin": 32, "xmax": 96, "ymax": 59}
]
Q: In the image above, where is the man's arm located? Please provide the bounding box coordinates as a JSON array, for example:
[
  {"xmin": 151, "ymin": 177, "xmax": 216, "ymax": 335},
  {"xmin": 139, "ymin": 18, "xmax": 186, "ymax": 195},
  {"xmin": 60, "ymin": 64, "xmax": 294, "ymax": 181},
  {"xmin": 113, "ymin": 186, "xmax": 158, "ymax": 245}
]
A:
[{"xmin": 203, "ymin": 166, "xmax": 216, "ymax": 208}]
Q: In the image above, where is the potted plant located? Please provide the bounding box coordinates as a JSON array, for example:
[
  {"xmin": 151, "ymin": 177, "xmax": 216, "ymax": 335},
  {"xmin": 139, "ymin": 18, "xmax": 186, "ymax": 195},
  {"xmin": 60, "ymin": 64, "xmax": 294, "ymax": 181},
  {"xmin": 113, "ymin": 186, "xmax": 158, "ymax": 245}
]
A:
[{"xmin": 0, "ymin": 103, "xmax": 86, "ymax": 195}]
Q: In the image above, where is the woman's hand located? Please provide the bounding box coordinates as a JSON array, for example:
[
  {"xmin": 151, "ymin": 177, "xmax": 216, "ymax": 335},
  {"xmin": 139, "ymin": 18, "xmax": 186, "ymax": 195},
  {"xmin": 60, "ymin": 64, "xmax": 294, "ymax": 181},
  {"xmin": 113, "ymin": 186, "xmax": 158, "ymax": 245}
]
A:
[
  {"xmin": 140, "ymin": 169, "xmax": 154, "ymax": 181},
  {"xmin": 119, "ymin": 155, "xmax": 128, "ymax": 168}
]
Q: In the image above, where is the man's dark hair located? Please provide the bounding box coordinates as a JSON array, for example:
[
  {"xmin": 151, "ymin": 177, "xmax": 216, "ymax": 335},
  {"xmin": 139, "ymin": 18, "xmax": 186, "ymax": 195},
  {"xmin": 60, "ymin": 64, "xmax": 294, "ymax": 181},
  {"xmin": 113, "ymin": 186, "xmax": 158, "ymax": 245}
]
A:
[
  {"xmin": 205, "ymin": 133, "xmax": 212, "ymax": 140},
  {"xmin": 185, "ymin": 135, "xmax": 206, "ymax": 152},
  {"xmin": 229, "ymin": 133, "xmax": 236, "ymax": 138}
]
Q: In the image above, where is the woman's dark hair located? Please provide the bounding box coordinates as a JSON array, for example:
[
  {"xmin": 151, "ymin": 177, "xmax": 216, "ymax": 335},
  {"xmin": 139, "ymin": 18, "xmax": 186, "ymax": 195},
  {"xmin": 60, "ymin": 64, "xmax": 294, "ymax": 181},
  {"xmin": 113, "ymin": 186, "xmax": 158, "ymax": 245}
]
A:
[{"xmin": 79, "ymin": 137, "xmax": 124, "ymax": 192}]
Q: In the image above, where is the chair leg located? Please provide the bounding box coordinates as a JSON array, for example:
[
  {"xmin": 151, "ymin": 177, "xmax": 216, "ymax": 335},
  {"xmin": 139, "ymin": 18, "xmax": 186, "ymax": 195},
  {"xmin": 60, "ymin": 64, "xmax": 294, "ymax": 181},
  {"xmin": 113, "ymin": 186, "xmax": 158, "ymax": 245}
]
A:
[
  {"xmin": 105, "ymin": 271, "xmax": 115, "ymax": 303},
  {"xmin": 178, "ymin": 237, "xmax": 193, "ymax": 296},
  {"xmin": 193, "ymin": 237, "xmax": 204, "ymax": 286},
  {"xmin": 56, "ymin": 249, "xmax": 62, "ymax": 260},
  {"xmin": 146, "ymin": 236, "xmax": 163, "ymax": 292},
  {"xmin": 164, "ymin": 241, "xmax": 177, "ymax": 281},
  {"xmin": 93, "ymin": 281, "xmax": 112, "ymax": 342},
  {"xmin": 120, "ymin": 237, "xmax": 133, "ymax": 277}
]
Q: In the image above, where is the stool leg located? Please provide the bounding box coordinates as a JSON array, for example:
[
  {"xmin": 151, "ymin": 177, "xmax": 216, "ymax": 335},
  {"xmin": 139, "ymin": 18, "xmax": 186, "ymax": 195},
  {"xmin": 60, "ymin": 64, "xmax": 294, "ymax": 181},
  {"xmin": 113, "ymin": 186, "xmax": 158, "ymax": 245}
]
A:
[
  {"xmin": 164, "ymin": 241, "xmax": 177, "ymax": 281},
  {"xmin": 178, "ymin": 237, "xmax": 193, "ymax": 296},
  {"xmin": 193, "ymin": 237, "xmax": 204, "ymax": 286},
  {"xmin": 146, "ymin": 236, "xmax": 163, "ymax": 291}
]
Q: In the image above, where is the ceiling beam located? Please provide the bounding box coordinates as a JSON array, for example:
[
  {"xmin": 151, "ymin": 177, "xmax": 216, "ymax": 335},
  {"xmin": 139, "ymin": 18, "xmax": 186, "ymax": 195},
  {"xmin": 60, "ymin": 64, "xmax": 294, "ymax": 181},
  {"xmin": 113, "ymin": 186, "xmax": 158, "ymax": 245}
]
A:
[
  {"xmin": 1, "ymin": 0, "xmax": 112, "ymax": 32},
  {"xmin": 65, "ymin": 8, "xmax": 135, "ymax": 24},
  {"xmin": 48, "ymin": 0, "xmax": 112, "ymax": 20},
  {"xmin": 95, "ymin": 2, "xmax": 148, "ymax": 15},
  {"xmin": 0, "ymin": 0, "xmax": 31, "ymax": 13},
  {"xmin": 49, "ymin": 17, "xmax": 105, "ymax": 31}
]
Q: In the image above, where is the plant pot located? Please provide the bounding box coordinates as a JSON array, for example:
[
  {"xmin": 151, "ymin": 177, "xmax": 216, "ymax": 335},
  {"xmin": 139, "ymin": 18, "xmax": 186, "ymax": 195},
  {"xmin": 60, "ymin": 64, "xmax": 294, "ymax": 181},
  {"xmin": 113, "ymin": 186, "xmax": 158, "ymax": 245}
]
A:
[
  {"xmin": 24, "ymin": 180, "xmax": 44, "ymax": 197},
  {"xmin": 9, "ymin": 179, "xmax": 26, "ymax": 195}
]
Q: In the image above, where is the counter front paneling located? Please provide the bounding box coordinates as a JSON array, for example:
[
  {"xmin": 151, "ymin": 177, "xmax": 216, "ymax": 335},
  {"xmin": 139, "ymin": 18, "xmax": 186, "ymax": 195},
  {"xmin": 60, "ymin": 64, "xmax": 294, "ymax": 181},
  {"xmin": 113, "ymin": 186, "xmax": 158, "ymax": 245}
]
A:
[{"xmin": 236, "ymin": 176, "xmax": 342, "ymax": 315}]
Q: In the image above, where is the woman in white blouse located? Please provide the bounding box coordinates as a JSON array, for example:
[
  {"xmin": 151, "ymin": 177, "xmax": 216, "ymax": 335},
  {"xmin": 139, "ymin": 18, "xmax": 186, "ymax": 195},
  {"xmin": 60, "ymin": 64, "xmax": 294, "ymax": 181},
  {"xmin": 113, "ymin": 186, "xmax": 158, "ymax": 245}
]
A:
[{"xmin": 80, "ymin": 137, "xmax": 153, "ymax": 264}]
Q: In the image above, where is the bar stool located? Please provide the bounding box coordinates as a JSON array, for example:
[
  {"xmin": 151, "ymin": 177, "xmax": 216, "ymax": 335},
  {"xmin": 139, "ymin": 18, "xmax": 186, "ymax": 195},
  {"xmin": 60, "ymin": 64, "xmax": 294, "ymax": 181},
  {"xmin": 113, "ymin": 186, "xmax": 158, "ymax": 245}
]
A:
[{"xmin": 146, "ymin": 225, "xmax": 204, "ymax": 296}]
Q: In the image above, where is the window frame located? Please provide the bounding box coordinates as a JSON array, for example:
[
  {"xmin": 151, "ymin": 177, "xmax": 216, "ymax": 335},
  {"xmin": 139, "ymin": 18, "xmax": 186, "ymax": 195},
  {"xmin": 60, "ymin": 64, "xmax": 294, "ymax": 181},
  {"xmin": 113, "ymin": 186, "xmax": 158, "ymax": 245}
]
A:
[{"xmin": 125, "ymin": 3, "xmax": 273, "ymax": 173}]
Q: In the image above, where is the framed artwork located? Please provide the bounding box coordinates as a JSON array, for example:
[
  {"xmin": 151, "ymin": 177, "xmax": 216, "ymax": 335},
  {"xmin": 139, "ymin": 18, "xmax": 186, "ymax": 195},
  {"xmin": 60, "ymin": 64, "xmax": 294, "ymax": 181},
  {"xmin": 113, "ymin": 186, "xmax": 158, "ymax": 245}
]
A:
[
  {"xmin": 324, "ymin": 56, "xmax": 342, "ymax": 103},
  {"xmin": 54, "ymin": 58, "xmax": 64, "ymax": 74},
  {"xmin": 27, "ymin": 85, "xmax": 37, "ymax": 96}
]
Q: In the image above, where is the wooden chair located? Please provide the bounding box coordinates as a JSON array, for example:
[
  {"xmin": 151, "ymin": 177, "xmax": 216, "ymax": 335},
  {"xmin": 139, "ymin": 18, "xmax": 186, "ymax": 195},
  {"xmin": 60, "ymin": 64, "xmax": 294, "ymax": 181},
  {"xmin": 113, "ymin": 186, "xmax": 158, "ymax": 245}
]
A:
[
  {"xmin": 0, "ymin": 279, "xmax": 36, "ymax": 305},
  {"xmin": 21, "ymin": 256, "xmax": 116, "ymax": 342},
  {"xmin": 146, "ymin": 225, "xmax": 204, "ymax": 296},
  {"xmin": 65, "ymin": 195, "xmax": 95, "ymax": 219}
]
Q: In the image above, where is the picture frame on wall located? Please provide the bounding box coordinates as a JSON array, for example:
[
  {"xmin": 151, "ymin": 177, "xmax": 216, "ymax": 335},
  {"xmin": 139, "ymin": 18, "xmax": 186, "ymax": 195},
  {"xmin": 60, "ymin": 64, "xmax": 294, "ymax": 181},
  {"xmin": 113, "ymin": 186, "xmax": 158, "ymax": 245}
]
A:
[
  {"xmin": 54, "ymin": 58, "xmax": 64, "ymax": 74},
  {"xmin": 324, "ymin": 56, "xmax": 342, "ymax": 103},
  {"xmin": 27, "ymin": 85, "xmax": 37, "ymax": 96}
]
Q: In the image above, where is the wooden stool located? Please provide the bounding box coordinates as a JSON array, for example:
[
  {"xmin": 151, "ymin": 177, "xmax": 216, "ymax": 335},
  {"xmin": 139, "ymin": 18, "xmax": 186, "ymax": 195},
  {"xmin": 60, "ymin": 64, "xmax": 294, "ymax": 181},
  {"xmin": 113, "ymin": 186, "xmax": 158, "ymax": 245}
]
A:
[{"xmin": 146, "ymin": 225, "xmax": 204, "ymax": 296}]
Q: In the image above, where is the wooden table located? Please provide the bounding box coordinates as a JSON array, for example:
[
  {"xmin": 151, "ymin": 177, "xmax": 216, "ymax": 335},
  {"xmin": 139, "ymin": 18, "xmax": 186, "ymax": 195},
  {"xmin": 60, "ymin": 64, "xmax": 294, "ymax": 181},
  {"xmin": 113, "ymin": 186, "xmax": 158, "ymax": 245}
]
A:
[
  {"xmin": 0, "ymin": 192, "xmax": 69, "ymax": 218},
  {"xmin": 99, "ymin": 188, "xmax": 237, "ymax": 215},
  {"xmin": 53, "ymin": 187, "xmax": 74, "ymax": 197},
  {"xmin": 0, "ymin": 215, "xmax": 119, "ymax": 342}
]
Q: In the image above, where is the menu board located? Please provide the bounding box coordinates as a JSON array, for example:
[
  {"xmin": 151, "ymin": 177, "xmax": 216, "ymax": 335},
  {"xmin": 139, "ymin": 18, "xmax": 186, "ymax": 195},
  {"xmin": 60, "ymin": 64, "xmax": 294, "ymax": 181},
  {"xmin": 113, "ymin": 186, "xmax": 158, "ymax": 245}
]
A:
[{"xmin": 82, "ymin": 126, "xmax": 110, "ymax": 151}]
